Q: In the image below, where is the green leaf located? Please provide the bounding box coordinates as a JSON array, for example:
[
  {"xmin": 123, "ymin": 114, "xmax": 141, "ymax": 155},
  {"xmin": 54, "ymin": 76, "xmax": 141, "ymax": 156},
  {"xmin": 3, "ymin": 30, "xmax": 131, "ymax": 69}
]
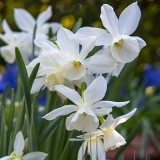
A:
[
  {"xmin": 15, "ymin": 47, "xmax": 31, "ymax": 120},
  {"xmin": 72, "ymin": 18, "xmax": 82, "ymax": 33},
  {"xmin": 29, "ymin": 63, "xmax": 40, "ymax": 88}
]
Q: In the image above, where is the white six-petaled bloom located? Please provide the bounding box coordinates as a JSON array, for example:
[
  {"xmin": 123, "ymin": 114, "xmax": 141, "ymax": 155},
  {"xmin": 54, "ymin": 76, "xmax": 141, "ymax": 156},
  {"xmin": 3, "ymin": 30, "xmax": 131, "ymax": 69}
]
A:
[
  {"xmin": 14, "ymin": 6, "xmax": 61, "ymax": 40},
  {"xmin": 76, "ymin": 2, "xmax": 146, "ymax": 76},
  {"xmin": 100, "ymin": 108, "xmax": 137, "ymax": 151},
  {"xmin": 0, "ymin": 20, "xmax": 30, "ymax": 64},
  {"xmin": 0, "ymin": 131, "xmax": 47, "ymax": 160},
  {"xmin": 43, "ymin": 75, "xmax": 130, "ymax": 132}
]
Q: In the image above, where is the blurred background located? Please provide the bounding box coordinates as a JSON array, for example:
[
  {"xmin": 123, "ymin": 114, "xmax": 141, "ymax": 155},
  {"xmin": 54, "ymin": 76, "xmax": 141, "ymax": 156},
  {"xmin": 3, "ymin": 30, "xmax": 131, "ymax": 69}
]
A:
[{"xmin": 0, "ymin": 0, "xmax": 160, "ymax": 159}]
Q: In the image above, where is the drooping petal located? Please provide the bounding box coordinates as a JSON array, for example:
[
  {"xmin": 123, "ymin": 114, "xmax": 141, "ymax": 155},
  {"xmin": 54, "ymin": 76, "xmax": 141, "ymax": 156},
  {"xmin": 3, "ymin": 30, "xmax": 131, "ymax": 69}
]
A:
[
  {"xmin": 43, "ymin": 105, "xmax": 78, "ymax": 120},
  {"xmin": 23, "ymin": 152, "xmax": 47, "ymax": 160},
  {"xmin": 100, "ymin": 4, "xmax": 119, "ymax": 36},
  {"xmin": 14, "ymin": 8, "xmax": 35, "ymax": 32},
  {"xmin": 65, "ymin": 113, "xmax": 75, "ymax": 131},
  {"xmin": 37, "ymin": 6, "xmax": 52, "ymax": 27},
  {"xmin": 31, "ymin": 77, "xmax": 45, "ymax": 94},
  {"xmin": 77, "ymin": 141, "xmax": 87, "ymax": 160},
  {"xmin": 111, "ymin": 35, "xmax": 140, "ymax": 63},
  {"xmin": 85, "ymin": 48, "xmax": 118, "ymax": 74},
  {"xmin": 84, "ymin": 75, "xmax": 107, "ymax": 104},
  {"xmin": 110, "ymin": 62, "xmax": 125, "ymax": 77},
  {"xmin": 0, "ymin": 156, "xmax": 11, "ymax": 160},
  {"xmin": 119, "ymin": 2, "xmax": 141, "ymax": 35},
  {"xmin": 113, "ymin": 108, "xmax": 137, "ymax": 128},
  {"xmin": 14, "ymin": 131, "xmax": 25, "ymax": 156},
  {"xmin": 57, "ymin": 27, "xmax": 79, "ymax": 56},
  {"xmin": 55, "ymin": 85, "xmax": 83, "ymax": 106},
  {"xmin": 133, "ymin": 36, "xmax": 146, "ymax": 50},
  {"xmin": 76, "ymin": 27, "xmax": 112, "ymax": 46},
  {"xmin": 103, "ymin": 128, "xmax": 126, "ymax": 151},
  {"xmin": 87, "ymin": 139, "xmax": 97, "ymax": 160},
  {"xmin": 96, "ymin": 138, "xmax": 106, "ymax": 160}
]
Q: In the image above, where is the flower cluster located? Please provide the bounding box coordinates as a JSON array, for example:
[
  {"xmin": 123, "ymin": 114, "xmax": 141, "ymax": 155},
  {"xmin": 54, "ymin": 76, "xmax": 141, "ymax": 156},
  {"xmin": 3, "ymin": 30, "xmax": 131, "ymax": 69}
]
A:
[{"xmin": 0, "ymin": 1, "xmax": 146, "ymax": 160}]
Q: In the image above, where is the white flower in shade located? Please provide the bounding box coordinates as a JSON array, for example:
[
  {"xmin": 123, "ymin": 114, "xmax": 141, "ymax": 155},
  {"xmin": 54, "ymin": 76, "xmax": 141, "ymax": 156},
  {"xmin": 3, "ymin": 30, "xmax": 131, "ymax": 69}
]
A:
[
  {"xmin": 14, "ymin": 6, "xmax": 61, "ymax": 40},
  {"xmin": 0, "ymin": 131, "xmax": 47, "ymax": 160},
  {"xmin": 0, "ymin": 20, "xmax": 30, "ymax": 64},
  {"xmin": 43, "ymin": 75, "xmax": 130, "ymax": 132},
  {"xmin": 100, "ymin": 108, "xmax": 137, "ymax": 151},
  {"xmin": 71, "ymin": 130, "xmax": 106, "ymax": 160}
]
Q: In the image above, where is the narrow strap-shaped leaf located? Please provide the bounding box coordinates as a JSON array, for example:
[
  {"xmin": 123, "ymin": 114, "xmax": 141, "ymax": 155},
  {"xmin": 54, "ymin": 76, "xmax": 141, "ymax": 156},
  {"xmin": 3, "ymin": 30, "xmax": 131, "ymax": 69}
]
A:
[
  {"xmin": 72, "ymin": 18, "xmax": 82, "ymax": 33},
  {"xmin": 15, "ymin": 47, "xmax": 31, "ymax": 120},
  {"xmin": 29, "ymin": 63, "xmax": 40, "ymax": 88}
]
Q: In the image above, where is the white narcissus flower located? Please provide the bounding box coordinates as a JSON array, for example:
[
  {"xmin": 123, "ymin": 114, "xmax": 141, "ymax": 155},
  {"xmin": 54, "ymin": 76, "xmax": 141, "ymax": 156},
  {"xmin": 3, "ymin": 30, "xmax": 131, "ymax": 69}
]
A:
[
  {"xmin": 100, "ymin": 2, "xmax": 146, "ymax": 63},
  {"xmin": 43, "ymin": 75, "xmax": 130, "ymax": 132},
  {"xmin": 14, "ymin": 6, "xmax": 61, "ymax": 40},
  {"xmin": 100, "ymin": 108, "xmax": 137, "ymax": 151},
  {"xmin": 71, "ymin": 130, "xmax": 106, "ymax": 160},
  {"xmin": 0, "ymin": 20, "xmax": 31, "ymax": 64},
  {"xmin": 0, "ymin": 131, "xmax": 47, "ymax": 160},
  {"xmin": 76, "ymin": 2, "xmax": 146, "ymax": 76}
]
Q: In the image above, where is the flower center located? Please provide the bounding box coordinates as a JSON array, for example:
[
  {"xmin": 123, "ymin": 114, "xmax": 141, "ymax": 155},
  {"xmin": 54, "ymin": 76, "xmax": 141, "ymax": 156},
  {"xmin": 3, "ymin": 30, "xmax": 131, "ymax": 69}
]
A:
[
  {"xmin": 10, "ymin": 152, "xmax": 22, "ymax": 160},
  {"xmin": 72, "ymin": 60, "xmax": 82, "ymax": 67},
  {"xmin": 82, "ymin": 112, "xmax": 87, "ymax": 117},
  {"xmin": 114, "ymin": 39, "xmax": 124, "ymax": 48}
]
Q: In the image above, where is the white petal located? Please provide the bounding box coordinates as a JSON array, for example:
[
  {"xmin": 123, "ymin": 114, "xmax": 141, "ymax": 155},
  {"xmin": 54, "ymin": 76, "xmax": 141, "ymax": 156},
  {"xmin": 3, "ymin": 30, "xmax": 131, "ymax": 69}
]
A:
[
  {"xmin": 100, "ymin": 4, "xmax": 119, "ymax": 36},
  {"xmin": 31, "ymin": 77, "xmax": 45, "ymax": 94},
  {"xmin": 88, "ymin": 139, "xmax": 97, "ymax": 160},
  {"xmin": 110, "ymin": 62, "xmax": 125, "ymax": 77},
  {"xmin": 14, "ymin": 8, "xmax": 35, "ymax": 32},
  {"xmin": 100, "ymin": 114, "xmax": 114, "ymax": 129},
  {"xmin": 2, "ymin": 20, "xmax": 13, "ymax": 36},
  {"xmin": 42, "ymin": 22, "xmax": 61, "ymax": 34},
  {"xmin": 119, "ymin": 2, "xmax": 141, "ymax": 35},
  {"xmin": 0, "ymin": 156, "xmax": 11, "ymax": 160},
  {"xmin": 85, "ymin": 48, "xmax": 118, "ymax": 74},
  {"xmin": 113, "ymin": 108, "xmax": 137, "ymax": 128},
  {"xmin": 14, "ymin": 131, "xmax": 25, "ymax": 156},
  {"xmin": 23, "ymin": 152, "xmax": 47, "ymax": 160},
  {"xmin": 57, "ymin": 27, "xmax": 79, "ymax": 56},
  {"xmin": 103, "ymin": 128, "xmax": 126, "ymax": 151},
  {"xmin": 37, "ymin": 6, "xmax": 52, "ymax": 27},
  {"xmin": 43, "ymin": 105, "xmax": 78, "ymax": 120},
  {"xmin": 71, "ymin": 107, "xmax": 99, "ymax": 132},
  {"xmin": 55, "ymin": 85, "xmax": 83, "ymax": 106},
  {"xmin": 62, "ymin": 61, "xmax": 86, "ymax": 81},
  {"xmin": 84, "ymin": 75, "xmax": 107, "ymax": 104},
  {"xmin": 93, "ymin": 100, "xmax": 130, "ymax": 109},
  {"xmin": 112, "ymin": 35, "xmax": 140, "ymax": 63},
  {"xmin": 1, "ymin": 46, "xmax": 15, "ymax": 64},
  {"xmin": 93, "ymin": 108, "xmax": 112, "ymax": 116},
  {"xmin": 96, "ymin": 138, "xmax": 106, "ymax": 160},
  {"xmin": 133, "ymin": 36, "xmax": 146, "ymax": 50},
  {"xmin": 65, "ymin": 113, "xmax": 75, "ymax": 131},
  {"xmin": 76, "ymin": 27, "xmax": 112, "ymax": 46},
  {"xmin": 79, "ymin": 36, "xmax": 96, "ymax": 60},
  {"xmin": 77, "ymin": 141, "xmax": 87, "ymax": 160}
]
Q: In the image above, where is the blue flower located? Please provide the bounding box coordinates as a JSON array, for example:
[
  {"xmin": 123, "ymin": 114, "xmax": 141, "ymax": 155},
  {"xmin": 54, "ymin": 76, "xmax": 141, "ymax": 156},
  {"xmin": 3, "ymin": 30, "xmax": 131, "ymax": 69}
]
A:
[
  {"xmin": 0, "ymin": 63, "xmax": 18, "ymax": 93},
  {"xmin": 143, "ymin": 64, "xmax": 160, "ymax": 87}
]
